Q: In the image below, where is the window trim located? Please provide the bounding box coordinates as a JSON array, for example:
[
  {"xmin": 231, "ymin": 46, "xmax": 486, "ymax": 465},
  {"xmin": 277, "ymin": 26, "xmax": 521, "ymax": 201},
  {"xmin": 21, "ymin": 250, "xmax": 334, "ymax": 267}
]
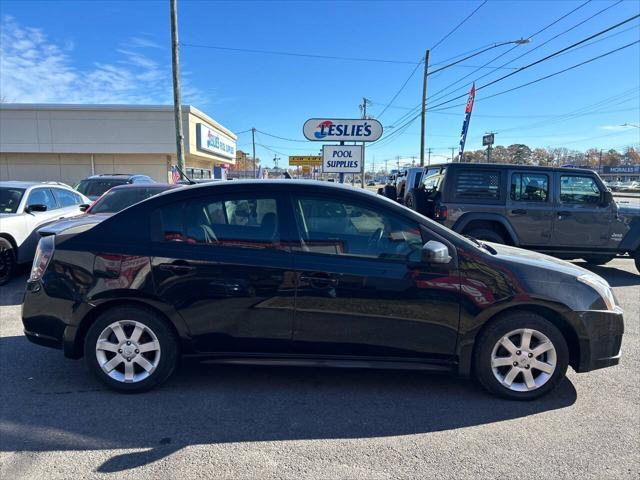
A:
[
  {"xmin": 559, "ymin": 174, "xmax": 602, "ymax": 205},
  {"xmin": 288, "ymin": 192, "xmax": 426, "ymax": 263},
  {"xmin": 509, "ymin": 171, "xmax": 550, "ymax": 203},
  {"xmin": 26, "ymin": 187, "xmax": 59, "ymax": 211}
]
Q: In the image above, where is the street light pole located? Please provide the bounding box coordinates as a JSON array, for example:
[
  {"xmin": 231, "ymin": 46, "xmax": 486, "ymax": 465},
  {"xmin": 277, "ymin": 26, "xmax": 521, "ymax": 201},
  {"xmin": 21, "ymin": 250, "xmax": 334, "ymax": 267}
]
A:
[
  {"xmin": 170, "ymin": 0, "xmax": 185, "ymax": 177},
  {"xmin": 419, "ymin": 49, "xmax": 430, "ymax": 167}
]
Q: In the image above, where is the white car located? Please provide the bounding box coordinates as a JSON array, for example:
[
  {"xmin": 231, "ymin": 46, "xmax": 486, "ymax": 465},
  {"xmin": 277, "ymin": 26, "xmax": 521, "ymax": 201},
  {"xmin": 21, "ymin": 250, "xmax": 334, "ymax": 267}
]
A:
[{"xmin": 0, "ymin": 181, "xmax": 90, "ymax": 284}]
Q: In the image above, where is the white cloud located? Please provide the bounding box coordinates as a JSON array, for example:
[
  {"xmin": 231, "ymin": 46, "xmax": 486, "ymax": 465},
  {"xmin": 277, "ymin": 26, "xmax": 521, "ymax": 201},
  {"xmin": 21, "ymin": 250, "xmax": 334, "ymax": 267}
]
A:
[
  {"xmin": 0, "ymin": 16, "xmax": 203, "ymax": 105},
  {"xmin": 600, "ymin": 124, "xmax": 633, "ymax": 131}
]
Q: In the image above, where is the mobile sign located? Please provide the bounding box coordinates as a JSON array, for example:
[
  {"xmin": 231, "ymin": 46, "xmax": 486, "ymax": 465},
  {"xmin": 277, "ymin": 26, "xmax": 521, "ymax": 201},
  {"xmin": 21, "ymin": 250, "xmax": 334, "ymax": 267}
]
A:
[
  {"xmin": 288, "ymin": 155, "xmax": 322, "ymax": 167},
  {"xmin": 322, "ymin": 145, "xmax": 363, "ymax": 173},
  {"xmin": 482, "ymin": 133, "xmax": 494, "ymax": 146},
  {"xmin": 304, "ymin": 118, "xmax": 383, "ymax": 142}
]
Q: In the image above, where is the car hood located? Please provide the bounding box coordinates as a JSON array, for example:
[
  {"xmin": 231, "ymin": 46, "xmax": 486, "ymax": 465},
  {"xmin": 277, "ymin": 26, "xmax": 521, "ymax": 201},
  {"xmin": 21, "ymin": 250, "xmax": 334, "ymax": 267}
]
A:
[
  {"xmin": 486, "ymin": 242, "xmax": 593, "ymax": 279},
  {"xmin": 37, "ymin": 213, "xmax": 112, "ymax": 236}
]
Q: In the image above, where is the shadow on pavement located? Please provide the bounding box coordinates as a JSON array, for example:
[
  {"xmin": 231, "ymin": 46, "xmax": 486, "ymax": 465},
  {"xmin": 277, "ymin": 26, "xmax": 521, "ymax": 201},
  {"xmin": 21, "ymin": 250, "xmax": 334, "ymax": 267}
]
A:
[
  {"xmin": 0, "ymin": 270, "xmax": 28, "ymax": 307},
  {"xmin": 0, "ymin": 334, "xmax": 577, "ymax": 474},
  {"xmin": 575, "ymin": 261, "xmax": 639, "ymax": 287}
]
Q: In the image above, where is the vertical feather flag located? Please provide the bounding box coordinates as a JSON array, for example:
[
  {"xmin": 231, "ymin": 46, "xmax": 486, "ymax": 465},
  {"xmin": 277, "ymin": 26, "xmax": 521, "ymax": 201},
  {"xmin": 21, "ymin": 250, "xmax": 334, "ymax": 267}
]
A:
[{"xmin": 458, "ymin": 83, "xmax": 476, "ymax": 161}]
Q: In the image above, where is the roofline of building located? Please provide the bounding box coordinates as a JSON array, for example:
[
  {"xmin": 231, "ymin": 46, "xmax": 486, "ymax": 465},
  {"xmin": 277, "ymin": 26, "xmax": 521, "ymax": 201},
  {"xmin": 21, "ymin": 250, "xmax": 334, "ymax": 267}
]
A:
[{"xmin": 0, "ymin": 103, "xmax": 237, "ymax": 140}]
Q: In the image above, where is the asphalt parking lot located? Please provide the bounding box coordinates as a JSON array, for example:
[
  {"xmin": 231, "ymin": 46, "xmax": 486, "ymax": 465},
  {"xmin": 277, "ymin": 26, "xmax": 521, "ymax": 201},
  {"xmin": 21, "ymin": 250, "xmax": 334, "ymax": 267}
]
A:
[{"xmin": 1, "ymin": 259, "xmax": 639, "ymax": 479}]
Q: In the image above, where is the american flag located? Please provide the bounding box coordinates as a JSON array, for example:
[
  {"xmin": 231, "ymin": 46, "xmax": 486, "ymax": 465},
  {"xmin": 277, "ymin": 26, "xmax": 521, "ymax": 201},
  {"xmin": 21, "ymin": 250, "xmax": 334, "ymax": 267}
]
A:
[{"xmin": 171, "ymin": 166, "xmax": 180, "ymax": 184}]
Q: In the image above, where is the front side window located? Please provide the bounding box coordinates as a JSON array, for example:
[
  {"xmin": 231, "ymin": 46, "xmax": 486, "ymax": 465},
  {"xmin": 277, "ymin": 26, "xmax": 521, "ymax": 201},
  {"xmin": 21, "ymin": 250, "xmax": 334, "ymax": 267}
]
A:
[
  {"xmin": 155, "ymin": 195, "xmax": 280, "ymax": 248},
  {"xmin": 510, "ymin": 173, "xmax": 549, "ymax": 202},
  {"xmin": 52, "ymin": 188, "xmax": 82, "ymax": 207},
  {"xmin": 0, "ymin": 187, "xmax": 25, "ymax": 214},
  {"xmin": 293, "ymin": 196, "xmax": 423, "ymax": 261},
  {"xmin": 423, "ymin": 167, "xmax": 443, "ymax": 191},
  {"xmin": 455, "ymin": 170, "xmax": 501, "ymax": 200},
  {"xmin": 560, "ymin": 175, "xmax": 601, "ymax": 204},
  {"xmin": 27, "ymin": 188, "xmax": 58, "ymax": 210}
]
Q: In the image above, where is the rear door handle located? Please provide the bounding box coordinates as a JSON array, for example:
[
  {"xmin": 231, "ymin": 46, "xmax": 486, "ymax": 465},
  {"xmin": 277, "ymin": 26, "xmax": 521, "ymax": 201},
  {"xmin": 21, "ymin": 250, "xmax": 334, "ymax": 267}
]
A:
[
  {"xmin": 300, "ymin": 274, "xmax": 339, "ymax": 287},
  {"xmin": 158, "ymin": 262, "xmax": 195, "ymax": 274},
  {"xmin": 511, "ymin": 209, "xmax": 527, "ymax": 215}
]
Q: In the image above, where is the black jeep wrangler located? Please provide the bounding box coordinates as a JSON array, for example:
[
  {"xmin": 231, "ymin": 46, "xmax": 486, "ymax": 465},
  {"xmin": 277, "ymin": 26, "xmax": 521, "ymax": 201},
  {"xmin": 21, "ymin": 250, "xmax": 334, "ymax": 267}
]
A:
[{"xmin": 404, "ymin": 163, "xmax": 640, "ymax": 271}]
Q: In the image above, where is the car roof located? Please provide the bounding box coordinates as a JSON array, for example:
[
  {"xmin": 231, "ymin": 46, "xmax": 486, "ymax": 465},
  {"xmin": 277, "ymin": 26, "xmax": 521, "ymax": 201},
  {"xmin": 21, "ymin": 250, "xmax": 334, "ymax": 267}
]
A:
[
  {"xmin": 0, "ymin": 180, "xmax": 71, "ymax": 189},
  {"xmin": 107, "ymin": 183, "xmax": 179, "ymax": 192},
  {"xmin": 427, "ymin": 162, "xmax": 598, "ymax": 174},
  {"xmin": 84, "ymin": 174, "xmax": 148, "ymax": 180}
]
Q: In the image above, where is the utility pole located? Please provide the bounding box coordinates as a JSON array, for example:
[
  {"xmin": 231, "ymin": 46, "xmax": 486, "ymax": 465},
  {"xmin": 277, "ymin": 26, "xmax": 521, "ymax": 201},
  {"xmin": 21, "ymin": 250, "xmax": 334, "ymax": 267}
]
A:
[
  {"xmin": 427, "ymin": 148, "xmax": 432, "ymax": 166},
  {"xmin": 273, "ymin": 154, "xmax": 279, "ymax": 169},
  {"xmin": 396, "ymin": 156, "xmax": 400, "ymax": 170},
  {"xmin": 360, "ymin": 97, "xmax": 370, "ymax": 188},
  {"xmin": 450, "ymin": 147, "xmax": 455, "ymax": 163},
  {"xmin": 419, "ymin": 49, "xmax": 430, "ymax": 167},
  {"xmin": 170, "ymin": 0, "xmax": 185, "ymax": 176},
  {"xmin": 251, "ymin": 128, "xmax": 256, "ymax": 179},
  {"xmin": 598, "ymin": 149, "xmax": 603, "ymax": 172},
  {"xmin": 384, "ymin": 158, "xmax": 388, "ymax": 174}
]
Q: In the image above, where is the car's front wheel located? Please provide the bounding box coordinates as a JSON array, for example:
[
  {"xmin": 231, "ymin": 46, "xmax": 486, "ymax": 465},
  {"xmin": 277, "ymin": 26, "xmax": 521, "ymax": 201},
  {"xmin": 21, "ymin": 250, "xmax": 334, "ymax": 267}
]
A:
[
  {"xmin": 474, "ymin": 312, "xmax": 569, "ymax": 400},
  {"xmin": 0, "ymin": 238, "xmax": 16, "ymax": 286},
  {"xmin": 84, "ymin": 306, "xmax": 178, "ymax": 393}
]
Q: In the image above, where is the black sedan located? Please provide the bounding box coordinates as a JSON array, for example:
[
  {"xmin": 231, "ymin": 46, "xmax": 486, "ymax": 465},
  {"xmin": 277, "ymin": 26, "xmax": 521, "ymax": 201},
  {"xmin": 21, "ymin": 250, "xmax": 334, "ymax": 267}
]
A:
[{"xmin": 22, "ymin": 181, "xmax": 623, "ymax": 399}]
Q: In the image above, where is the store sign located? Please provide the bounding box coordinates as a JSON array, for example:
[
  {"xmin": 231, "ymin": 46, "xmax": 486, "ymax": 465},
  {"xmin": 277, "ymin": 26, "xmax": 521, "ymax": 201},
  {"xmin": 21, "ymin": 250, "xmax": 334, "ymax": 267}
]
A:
[
  {"xmin": 603, "ymin": 165, "xmax": 640, "ymax": 174},
  {"xmin": 482, "ymin": 133, "xmax": 494, "ymax": 146},
  {"xmin": 303, "ymin": 118, "xmax": 383, "ymax": 142},
  {"xmin": 322, "ymin": 145, "xmax": 362, "ymax": 173},
  {"xmin": 289, "ymin": 155, "xmax": 322, "ymax": 166},
  {"xmin": 196, "ymin": 123, "xmax": 236, "ymax": 159}
]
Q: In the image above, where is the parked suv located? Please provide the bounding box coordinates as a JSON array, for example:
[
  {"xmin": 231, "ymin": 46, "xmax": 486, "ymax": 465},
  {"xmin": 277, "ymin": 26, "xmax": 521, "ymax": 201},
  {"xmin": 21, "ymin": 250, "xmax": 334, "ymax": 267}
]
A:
[
  {"xmin": 0, "ymin": 181, "xmax": 90, "ymax": 284},
  {"xmin": 23, "ymin": 180, "xmax": 623, "ymax": 399},
  {"xmin": 378, "ymin": 167, "xmax": 424, "ymax": 204},
  {"xmin": 75, "ymin": 173, "xmax": 155, "ymax": 201},
  {"xmin": 404, "ymin": 163, "xmax": 640, "ymax": 271}
]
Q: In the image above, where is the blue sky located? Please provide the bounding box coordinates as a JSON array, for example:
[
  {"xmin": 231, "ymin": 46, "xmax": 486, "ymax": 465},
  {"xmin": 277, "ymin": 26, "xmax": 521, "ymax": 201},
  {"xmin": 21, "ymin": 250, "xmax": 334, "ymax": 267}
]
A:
[{"xmin": 1, "ymin": 0, "xmax": 639, "ymax": 168}]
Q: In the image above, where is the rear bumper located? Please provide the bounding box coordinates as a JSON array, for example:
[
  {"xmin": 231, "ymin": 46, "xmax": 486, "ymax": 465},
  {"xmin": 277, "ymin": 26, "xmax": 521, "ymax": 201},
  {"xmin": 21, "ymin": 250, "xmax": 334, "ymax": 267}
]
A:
[{"xmin": 571, "ymin": 309, "xmax": 624, "ymax": 372}]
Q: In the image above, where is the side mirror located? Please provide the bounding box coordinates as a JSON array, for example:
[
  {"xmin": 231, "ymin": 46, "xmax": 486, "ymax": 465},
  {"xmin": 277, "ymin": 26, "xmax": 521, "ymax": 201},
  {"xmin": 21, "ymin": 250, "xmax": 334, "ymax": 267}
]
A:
[
  {"xmin": 26, "ymin": 204, "xmax": 47, "ymax": 213},
  {"xmin": 421, "ymin": 240, "xmax": 452, "ymax": 264},
  {"xmin": 79, "ymin": 204, "xmax": 91, "ymax": 212},
  {"xmin": 601, "ymin": 190, "xmax": 613, "ymax": 206}
]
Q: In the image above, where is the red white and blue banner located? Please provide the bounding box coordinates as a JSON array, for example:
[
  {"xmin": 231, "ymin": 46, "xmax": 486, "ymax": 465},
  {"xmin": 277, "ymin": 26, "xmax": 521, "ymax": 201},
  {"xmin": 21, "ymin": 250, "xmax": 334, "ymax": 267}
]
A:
[
  {"xmin": 458, "ymin": 83, "xmax": 476, "ymax": 160},
  {"xmin": 170, "ymin": 165, "xmax": 180, "ymax": 184}
]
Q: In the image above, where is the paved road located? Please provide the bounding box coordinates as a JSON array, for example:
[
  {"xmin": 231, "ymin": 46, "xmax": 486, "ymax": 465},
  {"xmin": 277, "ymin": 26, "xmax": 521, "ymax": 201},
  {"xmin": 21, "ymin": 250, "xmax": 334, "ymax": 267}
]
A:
[{"xmin": 1, "ymin": 260, "xmax": 638, "ymax": 479}]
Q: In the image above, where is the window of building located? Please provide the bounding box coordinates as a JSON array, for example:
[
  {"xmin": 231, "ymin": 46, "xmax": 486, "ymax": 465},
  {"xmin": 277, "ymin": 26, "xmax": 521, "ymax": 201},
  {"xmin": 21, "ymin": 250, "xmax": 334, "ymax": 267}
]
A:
[
  {"xmin": 560, "ymin": 175, "xmax": 602, "ymax": 204},
  {"xmin": 27, "ymin": 188, "xmax": 58, "ymax": 210},
  {"xmin": 293, "ymin": 196, "xmax": 423, "ymax": 261},
  {"xmin": 454, "ymin": 170, "xmax": 501, "ymax": 200},
  {"xmin": 52, "ymin": 188, "xmax": 82, "ymax": 207},
  {"xmin": 186, "ymin": 168, "xmax": 212, "ymax": 180},
  {"xmin": 154, "ymin": 195, "xmax": 279, "ymax": 248},
  {"xmin": 510, "ymin": 173, "xmax": 549, "ymax": 202}
]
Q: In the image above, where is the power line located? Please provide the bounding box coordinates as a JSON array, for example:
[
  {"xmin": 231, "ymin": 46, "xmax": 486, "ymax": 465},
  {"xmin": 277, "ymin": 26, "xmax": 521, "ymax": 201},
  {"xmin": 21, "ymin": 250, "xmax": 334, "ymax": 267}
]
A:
[
  {"xmin": 180, "ymin": 42, "xmax": 419, "ymax": 65},
  {"xmin": 431, "ymin": 0, "xmax": 488, "ymax": 50},
  {"xmin": 255, "ymin": 129, "xmax": 308, "ymax": 143}
]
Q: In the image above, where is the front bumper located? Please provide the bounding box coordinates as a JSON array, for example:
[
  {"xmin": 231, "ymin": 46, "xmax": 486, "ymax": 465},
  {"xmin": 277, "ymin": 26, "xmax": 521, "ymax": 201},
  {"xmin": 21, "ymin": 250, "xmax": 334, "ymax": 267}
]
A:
[{"xmin": 571, "ymin": 308, "xmax": 624, "ymax": 373}]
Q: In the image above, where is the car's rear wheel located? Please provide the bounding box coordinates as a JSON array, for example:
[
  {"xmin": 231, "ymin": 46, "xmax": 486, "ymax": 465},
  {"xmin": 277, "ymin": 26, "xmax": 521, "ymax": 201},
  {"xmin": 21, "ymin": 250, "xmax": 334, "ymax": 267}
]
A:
[
  {"xmin": 583, "ymin": 255, "xmax": 615, "ymax": 266},
  {"xmin": 404, "ymin": 189, "xmax": 427, "ymax": 214},
  {"xmin": 84, "ymin": 306, "xmax": 178, "ymax": 393},
  {"xmin": 467, "ymin": 228, "xmax": 505, "ymax": 244},
  {"xmin": 0, "ymin": 238, "xmax": 16, "ymax": 286},
  {"xmin": 474, "ymin": 312, "xmax": 569, "ymax": 400},
  {"xmin": 635, "ymin": 250, "xmax": 639, "ymax": 273}
]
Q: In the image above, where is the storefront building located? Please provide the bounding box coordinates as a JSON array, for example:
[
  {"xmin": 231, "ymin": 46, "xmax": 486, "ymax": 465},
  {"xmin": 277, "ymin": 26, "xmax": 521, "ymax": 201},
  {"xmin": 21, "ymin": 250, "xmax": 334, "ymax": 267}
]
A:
[{"xmin": 0, "ymin": 104, "xmax": 236, "ymax": 185}]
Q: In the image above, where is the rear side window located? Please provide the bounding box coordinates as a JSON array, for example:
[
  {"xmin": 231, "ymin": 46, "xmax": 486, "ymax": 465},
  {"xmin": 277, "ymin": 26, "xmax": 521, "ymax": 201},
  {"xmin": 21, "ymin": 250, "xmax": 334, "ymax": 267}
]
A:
[
  {"xmin": 510, "ymin": 173, "xmax": 549, "ymax": 202},
  {"xmin": 154, "ymin": 196, "xmax": 280, "ymax": 248},
  {"xmin": 423, "ymin": 168, "xmax": 443, "ymax": 191},
  {"xmin": 52, "ymin": 188, "xmax": 82, "ymax": 207},
  {"xmin": 27, "ymin": 188, "xmax": 58, "ymax": 210},
  {"xmin": 454, "ymin": 170, "xmax": 501, "ymax": 200}
]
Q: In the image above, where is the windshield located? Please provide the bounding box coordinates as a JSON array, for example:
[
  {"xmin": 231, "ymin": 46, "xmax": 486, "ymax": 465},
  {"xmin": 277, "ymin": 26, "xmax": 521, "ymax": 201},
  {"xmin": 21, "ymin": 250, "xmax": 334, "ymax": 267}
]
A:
[
  {"xmin": 0, "ymin": 187, "xmax": 25, "ymax": 214},
  {"xmin": 89, "ymin": 187, "xmax": 169, "ymax": 214},
  {"xmin": 76, "ymin": 179, "xmax": 127, "ymax": 197}
]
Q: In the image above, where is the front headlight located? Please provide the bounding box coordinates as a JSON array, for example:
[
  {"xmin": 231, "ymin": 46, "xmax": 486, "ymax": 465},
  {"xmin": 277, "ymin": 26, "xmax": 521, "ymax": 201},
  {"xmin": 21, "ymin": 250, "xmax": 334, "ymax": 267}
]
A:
[{"xmin": 577, "ymin": 274, "xmax": 617, "ymax": 311}]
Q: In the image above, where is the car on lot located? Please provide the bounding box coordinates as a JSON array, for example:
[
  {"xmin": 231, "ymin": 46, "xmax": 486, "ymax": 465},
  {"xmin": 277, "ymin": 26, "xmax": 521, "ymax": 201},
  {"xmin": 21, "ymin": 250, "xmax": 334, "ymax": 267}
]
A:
[
  {"xmin": 401, "ymin": 163, "xmax": 640, "ymax": 272},
  {"xmin": 22, "ymin": 180, "xmax": 623, "ymax": 399},
  {"xmin": 0, "ymin": 181, "xmax": 90, "ymax": 285},
  {"xmin": 378, "ymin": 167, "xmax": 423, "ymax": 204},
  {"xmin": 37, "ymin": 183, "xmax": 180, "ymax": 237},
  {"xmin": 618, "ymin": 180, "xmax": 640, "ymax": 192},
  {"xmin": 75, "ymin": 173, "xmax": 155, "ymax": 201}
]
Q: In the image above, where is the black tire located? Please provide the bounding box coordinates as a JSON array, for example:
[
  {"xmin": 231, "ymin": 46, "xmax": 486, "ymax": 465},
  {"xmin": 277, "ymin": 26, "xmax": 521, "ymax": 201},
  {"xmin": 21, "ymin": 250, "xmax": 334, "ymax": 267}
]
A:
[
  {"xmin": 474, "ymin": 311, "xmax": 569, "ymax": 400},
  {"xmin": 383, "ymin": 185, "xmax": 397, "ymax": 200},
  {"xmin": 0, "ymin": 238, "xmax": 16, "ymax": 286},
  {"xmin": 583, "ymin": 255, "xmax": 615, "ymax": 266},
  {"xmin": 404, "ymin": 189, "xmax": 427, "ymax": 214},
  {"xmin": 466, "ymin": 228, "xmax": 505, "ymax": 244},
  {"xmin": 84, "ymin": 306, "xmax": 178, "ymax": 393},
  {"xmin": 635, "ymin": 251, "xmax": 639, "ymax": 273}
]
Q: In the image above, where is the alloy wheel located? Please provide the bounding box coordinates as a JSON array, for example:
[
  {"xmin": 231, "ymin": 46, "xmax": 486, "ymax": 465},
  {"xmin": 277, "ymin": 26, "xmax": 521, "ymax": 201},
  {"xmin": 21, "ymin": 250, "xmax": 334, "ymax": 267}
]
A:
[
  {"xmin": 490, "ymin": 328, "xmax": 557, "ymax": 392},
  {"xmin": 95, "ymin": 320, "xmax": 161, "ymax": 383}
]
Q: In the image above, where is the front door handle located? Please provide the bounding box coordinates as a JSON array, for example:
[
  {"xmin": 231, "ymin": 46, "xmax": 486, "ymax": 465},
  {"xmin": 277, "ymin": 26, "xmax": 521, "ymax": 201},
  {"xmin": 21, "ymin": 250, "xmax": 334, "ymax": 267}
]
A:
[
  {"xmin": 511, "ymin": 209, "xmax": 527, "ymax": 215},
  {"xmin": 158, "ymin": 262, "xmax": 195, "ymax": 274},
  {"xmin": 557, "ymin": 211, "xmax": 572, "ymax": 217}
]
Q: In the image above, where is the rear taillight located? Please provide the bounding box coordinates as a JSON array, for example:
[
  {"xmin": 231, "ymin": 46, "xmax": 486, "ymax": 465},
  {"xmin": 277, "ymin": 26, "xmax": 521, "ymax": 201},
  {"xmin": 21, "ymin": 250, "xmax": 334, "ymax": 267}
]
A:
[
  {"xmin": 435, "ymin": 205, "xmax": 448, "ymax": 221},
  {"xmin": 30, "ymin": 235, "xmax": 55, "ymax": 282}
]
